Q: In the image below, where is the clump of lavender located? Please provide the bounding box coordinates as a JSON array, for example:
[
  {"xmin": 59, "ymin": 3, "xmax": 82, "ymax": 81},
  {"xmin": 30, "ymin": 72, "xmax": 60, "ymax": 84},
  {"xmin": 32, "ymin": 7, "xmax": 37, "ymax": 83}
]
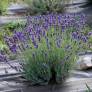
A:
[
  {"xmin": 3, "ymin": 13, "xmax": 91, "ymax": 85},
  {"xmin": 4, "ymin": 13, "xmax": 87, "ymax": 53}
]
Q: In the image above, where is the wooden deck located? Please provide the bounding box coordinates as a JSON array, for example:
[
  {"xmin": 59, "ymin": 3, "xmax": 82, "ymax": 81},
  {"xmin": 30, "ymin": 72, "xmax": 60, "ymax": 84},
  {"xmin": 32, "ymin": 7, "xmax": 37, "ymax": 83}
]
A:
[
  {"xmin": 0, "ymin": 76, "xmax": 92, "ymax": 92},
  {"xmin": 0, "ymin": 64, "xmax": 92, "ymax": 92}
]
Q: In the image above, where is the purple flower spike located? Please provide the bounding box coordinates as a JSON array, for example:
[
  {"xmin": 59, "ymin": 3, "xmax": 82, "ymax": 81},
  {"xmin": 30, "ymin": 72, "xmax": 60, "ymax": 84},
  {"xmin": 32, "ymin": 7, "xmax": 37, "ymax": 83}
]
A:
[
  {"xmin": 88, "ymin": 32, "xmax": 92, "ymax": 36},
  {"xmin": 0, "ymin": 54, "xmax": 7, "ymax": 62},
  {"xmin": 45, "ymin": 37, "xmax": 50, "ymax": 49},
  {"xmin": 10, "ymin": 44, "xmax": 17, "ymax": 53},
  {"xmin": 81, "ymin": 36, "xmax": 88, "ymax": 43}
]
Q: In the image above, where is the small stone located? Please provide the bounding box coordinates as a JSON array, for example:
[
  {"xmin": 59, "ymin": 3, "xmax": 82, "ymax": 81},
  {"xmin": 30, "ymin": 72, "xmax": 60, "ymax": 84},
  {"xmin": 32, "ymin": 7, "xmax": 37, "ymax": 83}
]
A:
[{"xmin": 76, "ymin": 55, "xmax": 92, "ymax": 70}]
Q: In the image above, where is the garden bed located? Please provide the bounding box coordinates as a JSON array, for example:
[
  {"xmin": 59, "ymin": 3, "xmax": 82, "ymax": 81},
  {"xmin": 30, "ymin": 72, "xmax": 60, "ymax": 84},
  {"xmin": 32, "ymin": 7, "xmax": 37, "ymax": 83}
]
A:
[{"xmin": 0, "ymin": 6, "xmax": 92, "ymax": 92}]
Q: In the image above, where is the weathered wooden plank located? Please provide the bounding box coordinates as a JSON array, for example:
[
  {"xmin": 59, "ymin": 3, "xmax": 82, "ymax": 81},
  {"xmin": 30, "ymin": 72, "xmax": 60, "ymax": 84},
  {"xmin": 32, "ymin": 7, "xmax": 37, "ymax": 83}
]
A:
[{"xmin": 0, "ymin": 76, "xmax": 92, "ymax": 92}]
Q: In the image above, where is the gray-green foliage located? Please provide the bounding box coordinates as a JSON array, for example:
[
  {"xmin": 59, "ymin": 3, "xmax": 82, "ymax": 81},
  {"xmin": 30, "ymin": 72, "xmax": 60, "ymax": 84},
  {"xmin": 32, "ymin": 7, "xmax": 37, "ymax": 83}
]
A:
[
  {"xmin": 24, "ymin": 0, "xmax": 66, "ymax": 15},
  {"xmin": 23, "ymin": 51, "xmax": 51, "ymax": 85},
  {"xmin": 22, "ymin": 28, "xmax": 78, "ymax": 85},
  {"xmin": 0, "ymin": 0, "xmax": 9, "ymax": 15}
]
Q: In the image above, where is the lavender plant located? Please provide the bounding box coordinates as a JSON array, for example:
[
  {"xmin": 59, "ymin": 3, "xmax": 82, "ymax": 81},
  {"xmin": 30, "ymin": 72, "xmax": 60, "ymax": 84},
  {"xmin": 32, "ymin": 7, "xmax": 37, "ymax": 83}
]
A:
[
  {"xmin": 21, "ymin": 27, "xmax": 79, "ymax": 85},
  {"xmin": 24, "ymin": 0, "xmax": 67, "ymax": 15},
  {"xmin": 4, "ymin": 14, "xmax": 87, "ymax": 53},
  {"xmin": 2, "ymin": 13, "xmax": 92, "ymax": 85}
]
